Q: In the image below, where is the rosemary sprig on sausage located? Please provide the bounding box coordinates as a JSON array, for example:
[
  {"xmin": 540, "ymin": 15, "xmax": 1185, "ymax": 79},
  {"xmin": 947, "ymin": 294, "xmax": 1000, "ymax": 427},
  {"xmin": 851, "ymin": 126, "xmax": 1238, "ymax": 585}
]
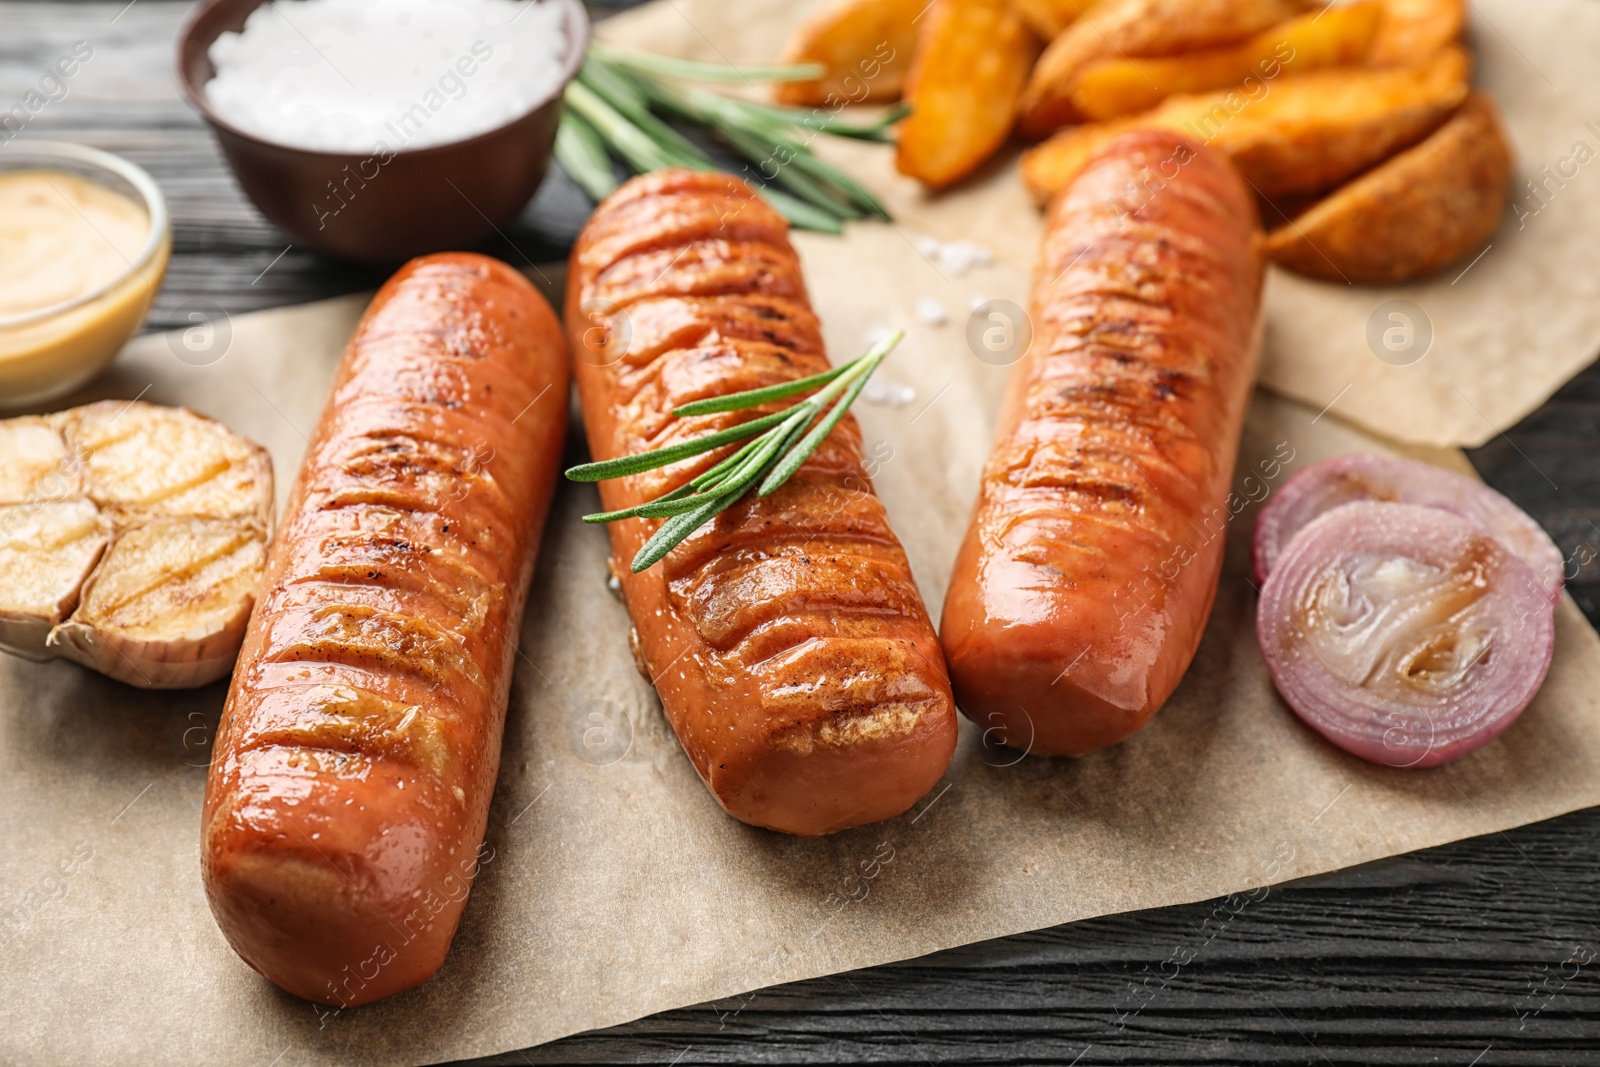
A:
[{"xmin": 566, "ymin": 330, "xmax": 900, "ymax": 572}]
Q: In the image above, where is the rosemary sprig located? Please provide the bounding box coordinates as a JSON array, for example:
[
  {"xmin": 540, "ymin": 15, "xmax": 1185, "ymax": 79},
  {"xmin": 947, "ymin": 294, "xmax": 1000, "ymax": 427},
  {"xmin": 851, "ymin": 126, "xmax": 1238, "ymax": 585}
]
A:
[
  {"xmin": 553, "ymin": 109, "xmax": 617, "ymax": 201},
  {"xmin": 558, "ymin": 48, "xmax": 903, "ymax": 232},
  {"xmin": 567, "ymin": 331, "xmax": 903, "ymax": 572},
  {"xmin": 563, "ymin": 67, "xmax": 845, "ymax": 234},
  {"xmin": 589, "ymin": 42, "xmax": 824, "ymax": 84}
]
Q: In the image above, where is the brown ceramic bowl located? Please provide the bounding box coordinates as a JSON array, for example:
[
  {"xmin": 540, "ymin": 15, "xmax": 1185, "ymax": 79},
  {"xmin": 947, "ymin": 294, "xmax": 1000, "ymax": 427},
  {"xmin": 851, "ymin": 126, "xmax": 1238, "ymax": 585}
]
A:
[{"xmin": 176, "ymin": 0, "xmax": 588, "ymax": 264}]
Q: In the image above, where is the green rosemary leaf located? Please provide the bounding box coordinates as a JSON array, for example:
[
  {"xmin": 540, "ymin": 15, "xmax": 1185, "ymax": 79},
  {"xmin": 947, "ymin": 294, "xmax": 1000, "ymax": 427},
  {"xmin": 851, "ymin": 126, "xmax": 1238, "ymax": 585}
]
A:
[
  {"xmin": 564, "ymin": 81, "xmax": 692, "ymax": 173},
  {"xmin": 578, "ymin": 56, "xmax": 651, "ymax": 114},
  {"xmin": 580, "ymin": 431, "xmax": 772, "ymax": 524},
  {"xmin": 672, "ymin": 357, "xmax": 860, "ymax": 417},
  {"xmin": 723, "ymin": 98, "xmax": 908, "ymax": 142},
  {"xmin": 592, "ymin": 43, "xmax": 825, "ymax": 84},
  {"xmin": 717, "ymin": 124, "xmax": 861, "ymax": 219},
  {"xmin": 664, "ymin": 86, "xmax": 888, "ymax": 220},
  {"xmin": 599, "ymin": 65, "xmax": 880, "ymax": 232},
  {"xmin": 627, "ymin": 491, "xmax": 728, "ymax": 520},
  {"xmin": 580, "ymin": 481, "xmax": 694, "ymax": 524},
  {"xmin": 759, "ymin": 186, "xmax": 846, "ymax": 233},
  {"xmin": 779, "ymin": 146, "xmax": 891, "ymax": 220},
  {"xmin": 630, "ymin": 489, "xmax": 739, "ymax": 572},
  {"xmin": 760, "ymin": 345, "xmax": 887, "ymax": 496},
  {"xmin": 691, "ymin": 434, "xmax": 773, "ymax": 490},
  {"xmin": 700, "ymin": 403, "xmax": 816, "ymax": 494},
  {"xmin": 554, "ymin": 111, "xmax": 618, "ymax": 201},
  {"xmin": 578, "ymin": 59, "xmax": 707, "ymax": 167},
  {"xmin": 564, "ymin": 407, "xmax": 791, "ymax": 482}
]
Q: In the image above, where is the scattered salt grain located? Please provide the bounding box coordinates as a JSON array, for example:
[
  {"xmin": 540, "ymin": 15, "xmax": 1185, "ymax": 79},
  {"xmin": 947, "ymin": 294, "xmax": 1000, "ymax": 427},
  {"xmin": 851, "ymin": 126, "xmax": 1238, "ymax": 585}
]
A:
[
  {"xmin": 936, "ymin": 239, "xmax": 993, "ymax": 276},
  {"xmin": 914, "ymin": 297, "xmax": 948, "ymax": 327},
  {"xmin": 912, "ymin": 233, "xmax": 994, "ymax": 277},
  {"xmin": 862, "ymin": 379, "xmax": 916, "ymax": 408}
]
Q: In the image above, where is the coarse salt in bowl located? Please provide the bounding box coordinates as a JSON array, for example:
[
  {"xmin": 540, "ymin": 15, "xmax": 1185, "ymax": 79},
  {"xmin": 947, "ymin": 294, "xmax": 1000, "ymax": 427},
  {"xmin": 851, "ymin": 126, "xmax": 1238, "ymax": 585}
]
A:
[
  {"xmin": 177, "ymin": 0, "xmax": 587, "ymax": 263},
  {"xmin": 205, "ymin": 0, "xmax": 568, "ymax": 153}
]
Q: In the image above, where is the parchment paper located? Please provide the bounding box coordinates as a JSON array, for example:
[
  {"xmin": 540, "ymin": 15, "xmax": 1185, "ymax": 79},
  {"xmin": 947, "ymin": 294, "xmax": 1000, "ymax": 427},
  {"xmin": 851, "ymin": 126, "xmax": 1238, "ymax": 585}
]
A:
[
  {"xmin": 598, "ymin": 0, "xmax": 1600, "ymax": 448},
  {"xmin": 3, "ymin": 219, "xmax": 1600, "ymax": 1064}
]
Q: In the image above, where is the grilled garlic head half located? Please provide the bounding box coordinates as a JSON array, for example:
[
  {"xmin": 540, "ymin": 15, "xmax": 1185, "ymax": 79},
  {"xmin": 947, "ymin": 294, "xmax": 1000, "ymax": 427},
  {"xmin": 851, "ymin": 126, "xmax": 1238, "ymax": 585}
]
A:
[{"xmin": 0, "ymin": 401, "xmax": 272, "ymax": 688}]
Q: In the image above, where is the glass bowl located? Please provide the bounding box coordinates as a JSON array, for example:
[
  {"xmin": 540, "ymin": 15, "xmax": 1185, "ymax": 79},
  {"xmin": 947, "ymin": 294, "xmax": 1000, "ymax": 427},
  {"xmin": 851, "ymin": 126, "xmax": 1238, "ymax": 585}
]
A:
[{"xmin": 0, "ymin": 141, "xmax": 171, "ymax": 409}]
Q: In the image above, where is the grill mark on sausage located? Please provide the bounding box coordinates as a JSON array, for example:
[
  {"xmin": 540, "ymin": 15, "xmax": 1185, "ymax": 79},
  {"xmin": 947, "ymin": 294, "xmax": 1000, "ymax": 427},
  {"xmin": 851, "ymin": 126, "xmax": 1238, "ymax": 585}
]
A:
[
  {"xmin": 233, "ymin": 684, "xmax": 455, "ymax": 779},
  {"xmin": 282, "ymin": 561, "xmax": 493, "ymax": 632},
  {"xmin": 576, "ymin": 186, "xmax": 790, "ymax": 272},
  {"xmin": 672, "ymin": 541, "xmax": 927, "ymax": 652},
  {"xmin": 661, "ymin": 476, "xmax": 895, "ymax": 577},
  {"xmin": 611, "ymin": 294, "xmax": 823, "ymax": 370},
  {"xmin": 752, "ymin": 637, "xmax": 947, "ymax": 718},
  {"xmin": 617, "ymin": 339, "xmax": 824, "ymax": 412},
  {"xmin": 590, "ymin": 240, "xmax": 807, "ymax": 314},
  {"xmin": 258, "ymin": 588, "xmax": 487, "ymax": 694}
]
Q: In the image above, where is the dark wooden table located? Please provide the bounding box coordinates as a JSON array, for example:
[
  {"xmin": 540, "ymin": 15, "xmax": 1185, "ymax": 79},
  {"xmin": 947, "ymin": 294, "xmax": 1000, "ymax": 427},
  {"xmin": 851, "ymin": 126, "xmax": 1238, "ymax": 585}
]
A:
[{"xmin": 7, "ymin": 3, "xmax": 1600, "ymax": 1063}]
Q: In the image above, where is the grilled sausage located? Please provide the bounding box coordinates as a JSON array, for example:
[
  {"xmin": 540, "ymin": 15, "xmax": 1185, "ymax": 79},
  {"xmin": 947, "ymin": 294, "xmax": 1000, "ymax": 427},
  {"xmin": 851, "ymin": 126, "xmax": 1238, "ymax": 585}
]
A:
[
  {"xmin": 202, "ymin": 253, "xmax": 568, "ymax": 1007},
  {"xmin": 567, "ymin": 169, "xmax": 956, "ymax": 836},
  {"xmin": 941, "ymin": 131, "xmax": 1265, "ymax": 756}
]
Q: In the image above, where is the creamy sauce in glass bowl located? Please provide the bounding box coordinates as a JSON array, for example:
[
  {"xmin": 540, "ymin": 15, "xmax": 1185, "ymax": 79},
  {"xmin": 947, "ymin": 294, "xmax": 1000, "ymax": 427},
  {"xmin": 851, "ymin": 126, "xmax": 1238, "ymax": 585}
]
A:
[
  {"xmin": 0, "ymin": 172, "xmax": 151, "ymax": 319},
  {"xmin": 0, "ymin": 144, "xmax": 170, "ymax": 409}
]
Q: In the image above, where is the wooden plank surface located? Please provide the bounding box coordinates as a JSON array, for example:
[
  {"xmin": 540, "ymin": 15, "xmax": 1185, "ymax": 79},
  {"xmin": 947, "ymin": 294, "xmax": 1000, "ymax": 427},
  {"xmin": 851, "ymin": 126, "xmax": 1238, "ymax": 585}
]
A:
[{"xmin": 5, "ymin": 3, "xmax": 1600, "ymax": 1063}]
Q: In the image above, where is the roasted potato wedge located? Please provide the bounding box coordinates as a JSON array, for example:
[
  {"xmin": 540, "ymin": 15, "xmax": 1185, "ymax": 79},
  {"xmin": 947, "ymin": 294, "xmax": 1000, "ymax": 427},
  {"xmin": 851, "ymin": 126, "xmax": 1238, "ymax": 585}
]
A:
[
  {"xmin": 1265, "ymin": 93, "xmax": 1512, "ymax": 283},
  {"xmin": 1369, "ymin": 0, "xmax": 1464, "ymax": 67},
  {"xmin": 1069, "ymin": 1, "xmax": 1382, "ymax": 121},
  {"xmin": 1013, "ymin": 0, "xmax": 1103, "ymax": 41},
  {"xmin": 896, "ymin": 0, "xmax": 1040, "ymax": 188},
  {"xmin": 1018, "ymin": 0, "xmax": 1308, "ymax": 137},
  {"xmin": 1021, "ymin": 46, "xmax": 1470, "ymax": 202},
  {"xmin": 773, "ymin": 0, "xmax": 923, "ymax": 106}
]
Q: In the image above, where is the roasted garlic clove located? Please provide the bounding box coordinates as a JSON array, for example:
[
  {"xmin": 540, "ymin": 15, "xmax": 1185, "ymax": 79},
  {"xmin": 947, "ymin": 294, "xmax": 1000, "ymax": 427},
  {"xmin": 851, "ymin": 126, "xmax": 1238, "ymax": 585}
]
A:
[
  {"xmin": 46, "ymin": 517, "xmax": 267, "ymax": 688},
  {"xmin": 0, "ymin": 416, "xmax": 83, "ymax": 504},
  {"xmin": 61, "ymin": 400, "xmax": 274, "ymax": 527},
  {"xmin": 0, "ymin": 499, "xmax": 108, "ymax": 660}
]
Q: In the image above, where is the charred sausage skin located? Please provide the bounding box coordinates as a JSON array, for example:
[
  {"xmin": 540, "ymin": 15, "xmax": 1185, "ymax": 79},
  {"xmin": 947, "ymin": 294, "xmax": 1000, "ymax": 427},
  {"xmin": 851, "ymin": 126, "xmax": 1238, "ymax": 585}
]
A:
[
  {"xmin": 202, "ymin": 253, "xmax": 568, "ymax": 1007},
  {"xmin": 567, "ymin": 170, "xmax": 956, "ymax": 836},
  {"xmin": 941, "ymin": 132, "xmax": 1265, "ymax": 757}
]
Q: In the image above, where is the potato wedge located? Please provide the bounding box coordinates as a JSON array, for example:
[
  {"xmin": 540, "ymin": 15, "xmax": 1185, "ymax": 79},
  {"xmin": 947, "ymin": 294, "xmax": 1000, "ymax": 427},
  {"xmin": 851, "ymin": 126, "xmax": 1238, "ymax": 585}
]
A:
[
  {"xmin": 1069, "ymin": 1, "xmax": 1383, "ymax": 121},
  {"xmin": 1369, "ymin": 0, "xmax": 1464, "ymax": 67},
  {"xmin": 895, "ymin": 0, "xmax": 1040, "ymax": 188},
  {"xmin": 1018, "ymin": 0, "xmax": 1308, "ymax": 137},
  {"xmin": 1265, "ymin": 93, "xmax": 1512, "ymax": 283},
  {"xmin": 1021, "ymin": 46, "xmax": 1470, "ymax": 202},
  {"xmin": 773, "ymin": 0, "xmax": 924, "ymax": 106},
  {"xmin": 1013, "ymin": 0, "xmax": 1103, "ymax": 41}
]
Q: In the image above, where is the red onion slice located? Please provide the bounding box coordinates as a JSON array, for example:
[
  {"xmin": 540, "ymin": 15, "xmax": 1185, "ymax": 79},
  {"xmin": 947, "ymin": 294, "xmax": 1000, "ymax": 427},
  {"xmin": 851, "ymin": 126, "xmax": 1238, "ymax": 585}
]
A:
[
  {"xmin": 1254, "ymin": 453, "xmax": 1563, "ymax": 602},
  {"xmin": 1258, "ymin": 501, "xmax": 1555, "ymax": 768}
]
